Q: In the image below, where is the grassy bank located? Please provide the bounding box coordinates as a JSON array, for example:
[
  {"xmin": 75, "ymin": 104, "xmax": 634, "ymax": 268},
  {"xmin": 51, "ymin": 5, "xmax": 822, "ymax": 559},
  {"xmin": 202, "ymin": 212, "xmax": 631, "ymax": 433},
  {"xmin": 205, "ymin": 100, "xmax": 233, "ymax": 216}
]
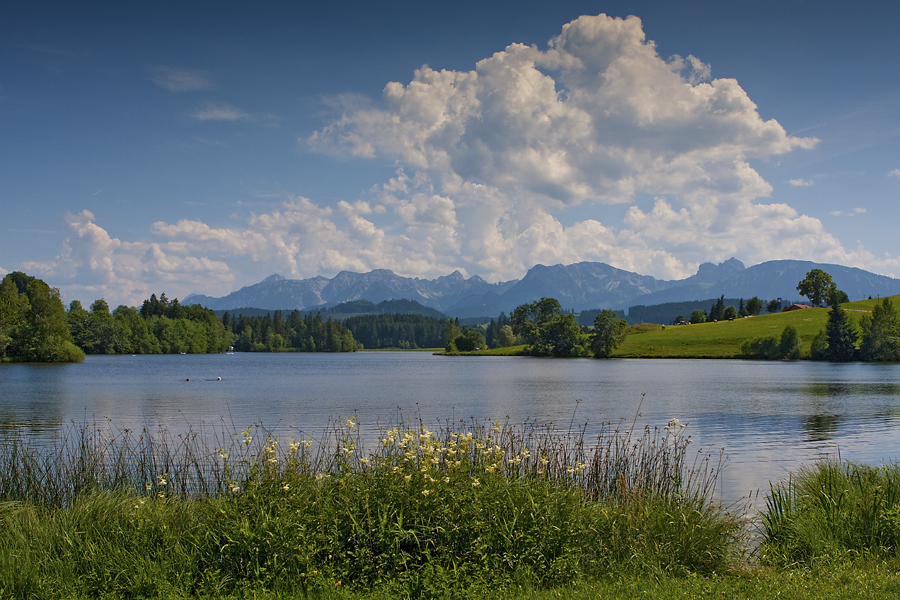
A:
[
  {"xmin": 0, "ymin": 417, "xmax": 739, "ymax": 598},
  {"xmin": 4, "ymin": 419, "xmax": 899, "ymax": 599},
  {"xmin": 449, "ymin": 295, "xmax": 893, "ymax": 359}
]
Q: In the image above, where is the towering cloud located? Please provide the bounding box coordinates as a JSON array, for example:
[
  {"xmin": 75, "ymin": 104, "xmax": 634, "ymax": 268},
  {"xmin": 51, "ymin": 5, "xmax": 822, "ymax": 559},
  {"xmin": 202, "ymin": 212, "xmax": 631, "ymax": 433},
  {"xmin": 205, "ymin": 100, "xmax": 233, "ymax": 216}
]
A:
[{"xmin": 26, "ymin": 14, "xmax": 900, "ymax": 305}]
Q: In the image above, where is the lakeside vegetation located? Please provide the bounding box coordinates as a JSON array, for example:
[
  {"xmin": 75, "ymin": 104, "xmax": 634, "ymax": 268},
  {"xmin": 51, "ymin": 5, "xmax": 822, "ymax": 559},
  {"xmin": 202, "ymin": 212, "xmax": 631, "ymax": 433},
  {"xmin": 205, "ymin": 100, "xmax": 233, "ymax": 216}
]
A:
[
  {"xmin": 2, "ymin": 417, "xmax": 900, "ymax": 598},
  {"xmin": 1, "ymin": 417, "xmax": 739, "ymax": 598}
]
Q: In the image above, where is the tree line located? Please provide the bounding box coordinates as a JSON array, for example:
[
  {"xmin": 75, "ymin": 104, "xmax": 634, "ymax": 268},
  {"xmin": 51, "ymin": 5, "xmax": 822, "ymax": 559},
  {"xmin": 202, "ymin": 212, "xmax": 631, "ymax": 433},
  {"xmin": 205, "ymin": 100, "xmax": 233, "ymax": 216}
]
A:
[
  {"xmin": 342, "ymin": 314, "xmax": 447, "ymax": 349},
  {"xmin": 223, "ymin": 310, "xmax": 359, "ymax": 352},
  {"xmin": 0, "ymin": 272, "xmax": 84, "ymax": 363}
]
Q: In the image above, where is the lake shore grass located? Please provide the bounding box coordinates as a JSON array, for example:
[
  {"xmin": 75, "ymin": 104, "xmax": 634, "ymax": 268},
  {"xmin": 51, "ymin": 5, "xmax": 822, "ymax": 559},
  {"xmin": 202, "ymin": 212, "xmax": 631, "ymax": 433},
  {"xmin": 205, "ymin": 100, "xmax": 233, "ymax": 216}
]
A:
[
  {"xmin": 0, "ymin": 417, "xmax": 741, "ymax": 598},
  {"xmin": 3, "ymin": 419, "xmax": 900, "ymax": 598}
]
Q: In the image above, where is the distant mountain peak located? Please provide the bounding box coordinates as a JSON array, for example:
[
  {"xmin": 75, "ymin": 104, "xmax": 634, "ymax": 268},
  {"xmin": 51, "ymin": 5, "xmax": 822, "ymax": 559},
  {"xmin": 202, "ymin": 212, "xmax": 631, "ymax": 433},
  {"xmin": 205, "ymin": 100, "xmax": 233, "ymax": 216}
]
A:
[{"xmin": 261, "ymin": 274, "xmax": 285, "ymax": 283}]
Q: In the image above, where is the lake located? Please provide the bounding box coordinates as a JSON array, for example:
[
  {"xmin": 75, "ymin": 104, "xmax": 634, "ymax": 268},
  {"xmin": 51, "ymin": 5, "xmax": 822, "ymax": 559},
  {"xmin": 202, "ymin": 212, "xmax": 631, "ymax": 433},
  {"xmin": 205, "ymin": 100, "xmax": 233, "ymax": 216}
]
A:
[{"xmin": 2, "ymin": 352, "xmax": 899, "ymax": 509}]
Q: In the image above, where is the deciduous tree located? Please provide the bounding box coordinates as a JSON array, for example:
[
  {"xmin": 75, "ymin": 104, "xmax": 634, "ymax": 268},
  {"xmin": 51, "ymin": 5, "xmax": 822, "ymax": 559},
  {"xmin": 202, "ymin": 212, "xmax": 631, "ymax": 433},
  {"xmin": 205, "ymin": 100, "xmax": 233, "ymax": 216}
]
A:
[{"xmin": 590, "ymin": 310, "xmax": 626, "ymax": 358}]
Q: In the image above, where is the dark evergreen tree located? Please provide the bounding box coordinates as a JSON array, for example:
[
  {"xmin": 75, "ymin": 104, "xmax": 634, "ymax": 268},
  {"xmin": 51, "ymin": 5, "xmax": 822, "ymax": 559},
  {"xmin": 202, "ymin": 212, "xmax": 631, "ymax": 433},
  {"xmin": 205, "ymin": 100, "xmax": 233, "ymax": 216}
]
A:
[
  {"xmin": 825, "ymin": 298, "xmax": 858, "ymax": 362},
  {"xmin": 859, "ymin": 297, "xmax": 900, "ymax": 361}
]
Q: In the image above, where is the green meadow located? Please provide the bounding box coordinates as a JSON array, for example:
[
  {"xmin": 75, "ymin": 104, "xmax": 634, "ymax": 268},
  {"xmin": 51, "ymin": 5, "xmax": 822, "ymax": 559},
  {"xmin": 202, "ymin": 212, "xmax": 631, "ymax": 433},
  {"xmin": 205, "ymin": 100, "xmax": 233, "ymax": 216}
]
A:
[{"xmin": 459, "ymin": 296, "xmax": 894, "ymax": 359}]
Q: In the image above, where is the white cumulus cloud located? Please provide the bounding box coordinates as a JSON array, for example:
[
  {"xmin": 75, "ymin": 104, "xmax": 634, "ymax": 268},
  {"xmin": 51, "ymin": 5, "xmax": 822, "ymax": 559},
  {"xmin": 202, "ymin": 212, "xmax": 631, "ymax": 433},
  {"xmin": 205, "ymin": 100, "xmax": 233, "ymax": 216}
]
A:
[
  {"xmin": 309, "ymin": 13, "xmax": 817, "ymax": 207},
  {"xmin": 890, "ymin": 169, "xmax": 900, "ymax": 179},
  {"xmin": 29, "ymin": 13, "xmax": 900, "ymax": 304}
]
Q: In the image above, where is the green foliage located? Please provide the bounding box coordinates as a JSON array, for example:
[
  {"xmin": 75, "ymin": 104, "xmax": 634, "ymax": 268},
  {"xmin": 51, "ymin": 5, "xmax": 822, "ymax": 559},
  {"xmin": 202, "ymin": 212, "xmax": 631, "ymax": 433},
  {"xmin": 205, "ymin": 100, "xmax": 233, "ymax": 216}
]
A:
[
  {"xmin": 690, "ymin": 310, "xmax": 706, "ymax": 324},
  {"xmin": 859, "ymin": 297, "xmax": 900, "ymax": 361},
  {"xmin": 760, "ymin": 461, "xmax": 900, "ymax": 565},
  {"xmin": 740, "ymin": 336, "xmax": 779, "ymax": 360},
  {"xmin": 69, "ymin": 293, "xmax": 228, "ymax": 355},
  {"xmin": 453, "ymin": 326, "xmax": 486, "ymax": 351},
  {"xmin": 743, "ymin": 325, "xmax": 802, "ymax": 360},
  {"xmin": 590, "ymin": 310, "xmax": 626, "ymax": 358},
  {"xmin": 627, "ymin": 299, "xmax": 743, "ymax": 327},
  {"xmin": 810, "ymin": 329, "xmax": 829, "ymax": 361},
  {"xmin": 511, "ymin": 298, "xmax": 582, "ymax": 357},
  {"xmin": 825, "ymin": 300, "xmax": 858, "ymax": 362},
  {"xmin": 226, "ymin": 310, "xmax": 358, "ymax": 353},
  {"xmin": 0, "ymin": 418, "xmax": 740, "ymax": 596},
  {"xmin": 0, "ymin": 275, "xmax": 29, "ymax": 358},
  {"xmin": 767, "ymin": 299, "xmax": 780, "ymax": 313},
  {"xmin": 708, "ymin": 296, "xmax": 726, "ymax": 322},
  {"xmin": 779, "ymin": 325, "xmax": 801, "ymax": 359},
  {"xmin": 797, "ymin": 269, "xmax": 837, "ymax": 308},
  {"xmin": 341, "ymin": 314, "xmax": 448, "ymax": 349},
  {"xmin": 746, "ymin": 296, "xmax": 764, "ymax": 316},
  {"xmin": 723, "ymin": 305, "xmax": 737, "ymax": 320},
  {"xmin": 0, "ymin": 273, "xmax": 84, "ymax": 363},
  {"xmin": 497, "ymin": 324, "xmax": 517, "ymax": 347}
]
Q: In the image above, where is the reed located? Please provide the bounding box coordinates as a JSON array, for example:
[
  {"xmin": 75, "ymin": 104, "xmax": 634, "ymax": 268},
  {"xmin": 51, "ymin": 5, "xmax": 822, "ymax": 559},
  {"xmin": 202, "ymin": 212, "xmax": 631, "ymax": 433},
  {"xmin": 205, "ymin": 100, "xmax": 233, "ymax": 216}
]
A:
[
  {"xmin": 759, "ymin": 460, "xmax": 900, "ymax": 565},
  {"xmin": 0, "ymin": 412, "xmax": 742, "ymax": 597}
]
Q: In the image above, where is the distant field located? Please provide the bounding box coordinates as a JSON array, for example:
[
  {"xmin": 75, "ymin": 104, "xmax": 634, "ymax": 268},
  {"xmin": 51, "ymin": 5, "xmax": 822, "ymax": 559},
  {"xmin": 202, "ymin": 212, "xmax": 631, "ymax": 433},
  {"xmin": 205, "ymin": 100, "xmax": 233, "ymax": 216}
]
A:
[
  {"xmin": 613, "ymin": 295, "xmax": 888, "ymax": 358},
  {"xmin": 448, "ymin": 296, "xmax": 896, "ymax": 359}
]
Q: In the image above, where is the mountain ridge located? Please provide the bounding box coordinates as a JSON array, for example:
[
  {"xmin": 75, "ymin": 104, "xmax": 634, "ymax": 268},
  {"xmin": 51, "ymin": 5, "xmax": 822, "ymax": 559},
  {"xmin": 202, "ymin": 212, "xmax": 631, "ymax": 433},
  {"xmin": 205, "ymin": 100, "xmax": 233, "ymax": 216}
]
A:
[{"xmin": 185, "ymin": 259, "xmax": 900, "ymax": 318}]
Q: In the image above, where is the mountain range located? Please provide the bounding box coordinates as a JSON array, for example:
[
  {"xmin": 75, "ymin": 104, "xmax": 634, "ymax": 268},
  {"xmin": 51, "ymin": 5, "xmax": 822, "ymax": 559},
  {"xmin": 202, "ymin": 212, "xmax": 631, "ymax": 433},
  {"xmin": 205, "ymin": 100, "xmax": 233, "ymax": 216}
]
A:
[{"xmin": 185, "ymin": 259, "xmax": 900, "ymax": 318}]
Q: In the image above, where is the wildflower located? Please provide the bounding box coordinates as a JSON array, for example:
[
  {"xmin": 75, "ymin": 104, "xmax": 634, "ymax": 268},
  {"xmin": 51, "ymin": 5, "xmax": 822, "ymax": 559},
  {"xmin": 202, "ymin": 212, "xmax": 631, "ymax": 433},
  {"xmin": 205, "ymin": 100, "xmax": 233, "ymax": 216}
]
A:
[
  {"xmin": 404, "ymin": 474, "xmax": 412, "ymax": 482},
  {"xmin": 422, "ymin": 489, "xmax": 430, "ymax": 497},
  {"xmin": 443, "ymin": 476, "xmax": 450, "ymax": 484},
  {"xmin": 145, "ymin": 482, "xmax": 152, "ymax": 491},
  {"xmin": 231, "ymin": 483, "xmax": 241, "ymax": 493},
  {"xmin": 539, "ymin": 455, "xmax": 549, "ymax": 466},
  {"xmin": 360, "ymin": 456, "xmax": 370, "ymax": 465},
  {"xmin": 283, "ymin": 484, "xmax": 290, "ymax": 491},
  {"xmin": 157, "ymin": 475, "xmax": 167, "ymax": 486},
  {"xmin": 346, "ymin": 418, "xmax": 355, "ymax": 429},
  {"xmin": 472, "ymin": 478, "xmax": 480, "ymax": 487},
  {"xmin": 289, "ymin": 439, "xmax": 301, "ymax": 453}
]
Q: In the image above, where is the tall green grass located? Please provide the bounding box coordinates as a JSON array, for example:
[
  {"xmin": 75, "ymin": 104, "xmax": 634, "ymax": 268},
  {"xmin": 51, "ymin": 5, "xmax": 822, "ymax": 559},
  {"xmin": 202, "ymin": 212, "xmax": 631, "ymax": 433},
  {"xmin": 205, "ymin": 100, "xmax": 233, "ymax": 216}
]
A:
[
  {"xmin": 0, "ymin": 415, "xmax": 742, "ymax": 598},
  {"xmin": 759, "ymin": 461, "xmax": 900, "ymax": 565}
]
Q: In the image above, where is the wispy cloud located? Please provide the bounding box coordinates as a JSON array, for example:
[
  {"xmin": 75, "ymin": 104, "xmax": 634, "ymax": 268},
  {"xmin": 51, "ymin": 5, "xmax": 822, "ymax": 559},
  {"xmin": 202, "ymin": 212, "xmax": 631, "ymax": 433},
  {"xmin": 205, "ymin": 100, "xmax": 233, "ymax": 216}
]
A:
[
  {"xmin": 190, "ymin": 103, "xmax": 250, "ymax": 121},
  {"xmin": 788, "ymin": 178, "xmax": 814, "ymax": 187},
  {"xmin": 150, "ymin": 66, "xmax": 215, "ymax": 92},
  {"xmin": 831, "ymin": 208, "xmax": 867, "ymax": 217},
  {"xmin": 889, "ymin": 169, "xmax": 900, "ymax": 179}
]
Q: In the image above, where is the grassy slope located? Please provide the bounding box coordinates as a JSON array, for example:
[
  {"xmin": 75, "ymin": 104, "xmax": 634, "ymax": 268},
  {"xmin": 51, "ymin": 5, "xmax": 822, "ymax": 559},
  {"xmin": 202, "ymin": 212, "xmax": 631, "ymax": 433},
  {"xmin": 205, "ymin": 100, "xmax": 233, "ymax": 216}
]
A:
[
  {"xmin": 450, "ymin": 295, "xmax": 898, "ymax": 359},
  {"xmin": 613, "ymin": 295, "xmax": 892, "ymax": 358}
]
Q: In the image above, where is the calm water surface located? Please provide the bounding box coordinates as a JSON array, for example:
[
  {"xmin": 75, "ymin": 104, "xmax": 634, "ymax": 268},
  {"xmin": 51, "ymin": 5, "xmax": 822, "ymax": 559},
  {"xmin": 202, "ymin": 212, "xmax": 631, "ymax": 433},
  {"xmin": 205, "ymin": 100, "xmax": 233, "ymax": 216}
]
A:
[{"xmin": 2, "ymin": 352, "xmax": 900, "ymax": 507}]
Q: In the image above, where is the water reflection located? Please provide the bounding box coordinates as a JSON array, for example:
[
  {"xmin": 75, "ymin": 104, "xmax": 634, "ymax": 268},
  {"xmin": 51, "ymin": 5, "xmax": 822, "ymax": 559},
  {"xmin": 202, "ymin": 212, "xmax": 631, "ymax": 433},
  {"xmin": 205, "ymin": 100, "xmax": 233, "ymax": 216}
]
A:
[
  {"xmin": 804, "ymin": 413, "xmax": 840, "ymax": 442},
  {"xmin": 2, "ymin": 355, "xmax": 900, "ymax": 506}
]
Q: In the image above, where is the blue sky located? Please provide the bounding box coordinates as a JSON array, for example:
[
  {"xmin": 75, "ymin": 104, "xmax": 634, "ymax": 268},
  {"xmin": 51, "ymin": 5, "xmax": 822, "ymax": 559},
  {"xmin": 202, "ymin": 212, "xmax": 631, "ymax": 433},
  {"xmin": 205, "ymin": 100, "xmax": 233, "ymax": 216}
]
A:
[{"xmin": 2, "ymin": 0, "xmax": 899, "ymax": 306}]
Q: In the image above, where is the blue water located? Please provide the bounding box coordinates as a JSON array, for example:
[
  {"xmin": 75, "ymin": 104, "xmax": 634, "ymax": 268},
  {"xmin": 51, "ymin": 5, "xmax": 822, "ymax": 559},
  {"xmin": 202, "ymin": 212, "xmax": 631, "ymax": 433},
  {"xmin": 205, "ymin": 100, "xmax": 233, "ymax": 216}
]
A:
[{"xmin": 2, "ymin": 352, "xmax": 899, "ymax": 506}]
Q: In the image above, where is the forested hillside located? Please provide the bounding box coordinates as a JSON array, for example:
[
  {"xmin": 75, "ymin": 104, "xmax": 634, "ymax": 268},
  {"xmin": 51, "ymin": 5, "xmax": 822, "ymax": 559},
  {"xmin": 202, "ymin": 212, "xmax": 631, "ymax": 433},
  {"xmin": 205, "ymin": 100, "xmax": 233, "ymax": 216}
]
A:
[
  {"xmin": 222, "ymin": 310, "xmax": 359, "ymax": 352},
  {"xmin": 342, "ymin": 314, "xmax": 448, "ymax": 349}
]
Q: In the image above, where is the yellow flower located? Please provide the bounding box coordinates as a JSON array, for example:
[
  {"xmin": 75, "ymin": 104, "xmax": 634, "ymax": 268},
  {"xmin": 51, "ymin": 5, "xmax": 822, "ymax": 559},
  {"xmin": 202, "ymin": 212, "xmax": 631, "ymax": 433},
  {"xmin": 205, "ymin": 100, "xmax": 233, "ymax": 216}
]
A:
[
  {"xmin": 422, "ymin": 489, "xmax": 430, "ymax": 497},
  {"xmin": 472, "ymin": 478, "xmax": 480, "ymax": 487},
  {"xmin": 346, "ymin": 418, "xmax": 355, "ymax": 429}
]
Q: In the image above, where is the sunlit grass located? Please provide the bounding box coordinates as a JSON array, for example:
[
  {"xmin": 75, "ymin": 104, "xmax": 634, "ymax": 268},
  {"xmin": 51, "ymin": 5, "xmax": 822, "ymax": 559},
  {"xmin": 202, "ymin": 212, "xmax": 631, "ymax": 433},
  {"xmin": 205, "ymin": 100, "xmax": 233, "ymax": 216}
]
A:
[{"xmin": 0, "ymin": 415, "xmax": 740, "ymax": 597}]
